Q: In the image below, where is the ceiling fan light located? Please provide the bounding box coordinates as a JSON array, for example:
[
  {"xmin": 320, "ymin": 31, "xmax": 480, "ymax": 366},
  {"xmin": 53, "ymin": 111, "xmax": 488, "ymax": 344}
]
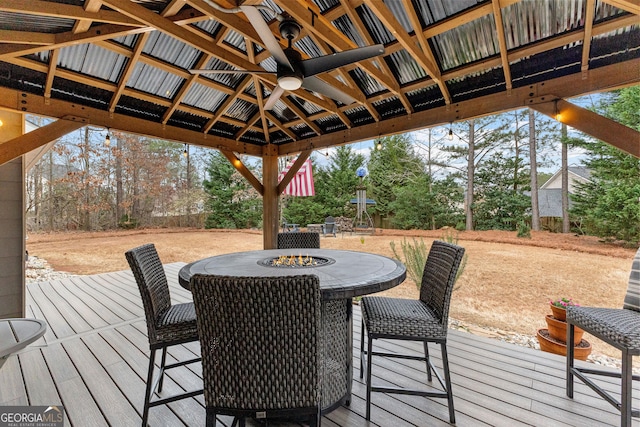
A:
[{"xmin": 278, "ymin": 76, "xmax": 302, "ymax": 91}]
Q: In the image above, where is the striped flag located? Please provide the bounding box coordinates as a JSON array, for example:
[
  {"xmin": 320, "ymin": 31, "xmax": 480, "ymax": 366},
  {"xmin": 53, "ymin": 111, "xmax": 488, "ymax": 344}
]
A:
[{"xmin": 278, "ymin": 158, "xmax": 315, "ymax": 196}]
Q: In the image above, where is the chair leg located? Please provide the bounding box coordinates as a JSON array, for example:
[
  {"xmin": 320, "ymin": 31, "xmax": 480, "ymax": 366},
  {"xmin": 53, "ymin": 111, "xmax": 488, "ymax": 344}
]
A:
[
  {"xmin": 566, "ymin": 323, "xmax": 575, "ymax": 398},
  {"xmin": 622, "ymin": 348, "xmax": 632, "ymax": 427},
  {"xmin": 423, "ymin": 341, "xmax": 433, "ymax": 382},
  {"xmin": 158, "ymin": 346, "xmax": 168, "ymax": 393},
  {"xmin": 142, "ymin": 349, "xmax": 157, "ymax": 427},
  {"xmin": 205, "ymin": 409, "xmax": 216, "ymax": 427},
  {"xmin": 441, "ymin": 342, "xmax": 455, "ymax": 424},
  {"xmin": 365, "ymin": 334, "xmax": 374, "ymax": 421},
  {"xmin": 359, "ymin": 318, "xmax": 365, "ymax": 379}
]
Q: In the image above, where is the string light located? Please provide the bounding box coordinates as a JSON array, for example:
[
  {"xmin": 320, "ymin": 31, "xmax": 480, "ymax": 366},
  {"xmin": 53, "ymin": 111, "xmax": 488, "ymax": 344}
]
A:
[
  {"xmin": 183, "ymin": 143, "xmax": 188, "ymax": 157},
  {"xmin": 448, "ymin": 126, "xmax": 453, "ymax": 140},
  {"xmin": 0, "ymin": 119, "xmax": 4, "ymax": 127},
  {"xmin": 554, "ymin": 100, "xmax": 561, "ymax": 121},
  {"xmin": 376, "ymin": 140, "xmax": 382, "ymax": 150},
  {"xmin": 104, "ymin": 129, "xmax": 111, "ymax": 146}
]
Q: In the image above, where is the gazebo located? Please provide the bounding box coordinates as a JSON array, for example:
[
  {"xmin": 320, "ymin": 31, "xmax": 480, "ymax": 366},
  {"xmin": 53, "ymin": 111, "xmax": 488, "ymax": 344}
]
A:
[{"xmin": 0, "ymin": 0, "xmax": 638, "ymax": 318}]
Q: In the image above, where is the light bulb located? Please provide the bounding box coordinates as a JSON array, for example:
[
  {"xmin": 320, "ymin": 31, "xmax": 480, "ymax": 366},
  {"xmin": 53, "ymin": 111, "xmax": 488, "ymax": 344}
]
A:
[
  {"xmin": 376, "ymin": 141, "xmax": 382, "ymax": 150},
  {"xmin": 448, "ymin": 128, "xmax": 453, "ymax": 140},
  {"xmin": 104, "ymin": 134, "xmax": 111, "ymax": 146}
]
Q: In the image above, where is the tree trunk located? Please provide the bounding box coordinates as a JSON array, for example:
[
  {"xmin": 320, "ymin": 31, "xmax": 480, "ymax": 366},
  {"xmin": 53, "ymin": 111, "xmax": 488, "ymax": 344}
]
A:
[
  {"xmin": 115, "ymin": 134, "xmax": 123, "ymax": 227},
  {"xmin": 561, "ymin": 123, "xmax": 570, "ymax": 233},
  {"xmin": 466, "ymin": 120, "xmax": 475, "ymax": 230},
  {"xmin": 529, "ymin": 109, "xmax": 540, "ymax": 231}
]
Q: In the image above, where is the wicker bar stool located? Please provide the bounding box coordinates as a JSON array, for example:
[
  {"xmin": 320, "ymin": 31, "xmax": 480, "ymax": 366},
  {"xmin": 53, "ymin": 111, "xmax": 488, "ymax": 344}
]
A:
[
  {"xmin": 277, "ymin": 231, "xmax": 320, "ymax": 249},
  {"xmin": 125, "ymin": 244, "xmax": 203, "ymax": 427},
  {"xmin": 566, "ymin": 247, "xmax": 640, "ymax": 427},
  {"xmin": 360, "ymin": 240, "xmax": 465, "ymax": 423},
  {"xmin": 190, "ymin": 274, "xmax": 324, "ymax": 427}
]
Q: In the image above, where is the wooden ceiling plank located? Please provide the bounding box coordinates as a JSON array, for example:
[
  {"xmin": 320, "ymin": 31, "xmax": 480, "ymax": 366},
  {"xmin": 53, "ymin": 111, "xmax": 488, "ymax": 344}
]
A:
[
  {"xmin": 265, "ymin": 111, "xmax": 297, "ymax": 142},
  {"xmin": 219, "ymin": 149, "xmax": 264, "ymax": 195},
  {"xmin": 162, "ymin": 54, "xmax": 212, "ymax": 124},
  {"xmin": 0, "ymin": 0, "xmax": 145, "ymax": 26},
  {"xmin": 234, "ymin": 111, "xmax": 261, "ymax": 140},
  {"xmin": 581, "ymin": 0, "xmax": 596, "ymax": 72},
  {"xmin": 253, "ymin": 77, "xmax": 271, "ymax": 143},
  {"xmin": 109, "ymin": 32, "xmax": 151, "ymax": 114},
  {"xmin": 491, "ymin": 0, "xmax": 512, "ymax": 91},
  {"xmin": 530, "ymin": 98, "xmax": 639, "ymax": 158},
  {"xmin": 204, "ymin": 75, "xmax": 252, "ymax": 133},
  {"xmin": 101, "ymin": 0, "xmax": 273, "ymax": 77},
  {"xmin": 0, "ymin": 118, "xmax": 84, "ymax": 166}
]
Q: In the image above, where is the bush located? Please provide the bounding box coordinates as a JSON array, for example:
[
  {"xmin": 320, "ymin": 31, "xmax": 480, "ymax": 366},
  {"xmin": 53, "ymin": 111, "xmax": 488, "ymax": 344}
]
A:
[
  {"xmin": 517, "ymin": 221, "xmax": 531, "ymax": 238},
  {"xmin": 390, "ymin": 231, "xmax": 467, "ymax": 291}
]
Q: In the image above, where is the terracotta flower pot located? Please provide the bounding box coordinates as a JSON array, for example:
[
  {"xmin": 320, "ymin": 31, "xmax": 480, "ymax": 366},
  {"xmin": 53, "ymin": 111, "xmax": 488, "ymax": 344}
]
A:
[
  {"xmin": 545, "ymin": 314, "xmax": 583, "ymax": 345},
  {"xmin": 550, "ymin": 304, "xmax": 567, "ymax": 321},
  {"xmin": 536, "ymin": 328, "xmax": 591, "ymax": 361}
]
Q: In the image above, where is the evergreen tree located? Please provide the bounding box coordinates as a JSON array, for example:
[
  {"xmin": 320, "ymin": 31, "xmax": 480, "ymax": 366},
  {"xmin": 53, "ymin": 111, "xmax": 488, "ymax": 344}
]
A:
[
  {"xmin": 203, "ymin": 152, "xmax": 262, "ymax": 229},
  {"xmin": 570, "ymin": 88, "xmax": 640, "ymax": 244}
]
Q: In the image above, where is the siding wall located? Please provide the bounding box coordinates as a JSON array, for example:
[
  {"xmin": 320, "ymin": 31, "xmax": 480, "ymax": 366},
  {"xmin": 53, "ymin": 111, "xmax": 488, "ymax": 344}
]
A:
[{"xmin": 0, "ymin": 111, "xmax": 25, "ymax": 318}]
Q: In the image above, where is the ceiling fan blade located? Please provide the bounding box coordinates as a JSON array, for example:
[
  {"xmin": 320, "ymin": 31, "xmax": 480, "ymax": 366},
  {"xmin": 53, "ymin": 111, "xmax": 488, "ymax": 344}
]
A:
[
  {"xmin": 189, "ymin": 69, "xmax": 274, "ymax": 75},
  {"xmin": 264, "ymin": 85, "xmax": 285, "ymax": 110},
  {"xmin": 302, "ymin": 77, "xmax": 356, "ymax": 105},
  {"xmin": 299, "ymin": 44, "xmax": 385, "ymax": 77},
  {"xmin": 240, "ymin": 5, "xmax": 293, "ymax": 72}
]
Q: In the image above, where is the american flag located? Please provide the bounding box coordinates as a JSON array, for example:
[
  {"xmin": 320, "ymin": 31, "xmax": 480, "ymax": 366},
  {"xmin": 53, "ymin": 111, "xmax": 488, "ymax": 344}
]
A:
[{"xmin": 278, "ymin": 158, "xmax": 315, "ymax": 196}]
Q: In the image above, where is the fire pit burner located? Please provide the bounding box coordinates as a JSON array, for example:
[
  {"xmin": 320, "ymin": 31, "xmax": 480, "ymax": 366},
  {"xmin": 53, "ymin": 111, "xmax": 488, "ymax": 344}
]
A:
[{"xmin": 259, "ymin": 255, "xmax": 335, "ymax": 268}]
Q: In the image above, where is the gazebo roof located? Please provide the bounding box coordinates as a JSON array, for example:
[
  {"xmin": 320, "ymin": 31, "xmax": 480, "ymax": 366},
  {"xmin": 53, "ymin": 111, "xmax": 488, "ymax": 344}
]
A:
[{"xmin": 0, "ymin": 0, "xmax": 638, "ymax": 159}]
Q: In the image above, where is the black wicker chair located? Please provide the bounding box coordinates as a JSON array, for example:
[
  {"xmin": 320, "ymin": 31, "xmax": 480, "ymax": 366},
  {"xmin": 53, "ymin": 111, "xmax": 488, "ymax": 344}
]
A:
[
  {"xmin": 566, "ymin": 247, "xmax": 640, "ymax": 427},
  {"xmin": 190, "ymin": 274, "xmax": 323, "ymax": 427},
  {"xmin": 125, "ymin": 244, "xmax": 203, "ymax": 427},
  {"xmin": 360, "ymin": 240, "xmax": 465, "ymax": 423},
  {"xmin": 277, "ymin": 231, "xmax": 320, "ymax": 249}
]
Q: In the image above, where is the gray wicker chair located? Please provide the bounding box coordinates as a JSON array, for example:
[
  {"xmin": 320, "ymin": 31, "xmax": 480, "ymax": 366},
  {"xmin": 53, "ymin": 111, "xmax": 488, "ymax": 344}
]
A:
[
  {"xmin": 190, "ymin": 274, "xmax": 323, "ymax": 427},
  {"xmin": 566, "ymin": 247, "xmax": 640, "ymax": 427},
  {"xmin": 277, "ymin": 231, "xmax": 320, "ymax": 249},
  {"xmin": 360, "ymin": 240, "xmax": 465, "ymax": 423},
  {"xmin": 125, "ymin": 244, "xmax": 203, "ymax": 427}
]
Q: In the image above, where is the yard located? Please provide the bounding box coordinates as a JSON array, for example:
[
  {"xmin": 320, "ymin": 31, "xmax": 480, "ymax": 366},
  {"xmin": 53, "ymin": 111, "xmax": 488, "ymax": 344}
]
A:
[{"xmin": 26, "ymin": 227, "xmax": 636, "ymax": 362}]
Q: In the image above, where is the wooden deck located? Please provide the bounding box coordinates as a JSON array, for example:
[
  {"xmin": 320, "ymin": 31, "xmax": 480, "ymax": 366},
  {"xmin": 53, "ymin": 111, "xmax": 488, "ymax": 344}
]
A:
[{"xmin": 1, "ymin": 264, "xmax": 637, "ymax": 426}]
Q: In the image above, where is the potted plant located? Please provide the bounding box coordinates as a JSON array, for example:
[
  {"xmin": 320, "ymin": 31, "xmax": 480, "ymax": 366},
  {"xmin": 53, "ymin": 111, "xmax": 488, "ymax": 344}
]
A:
[
  {"xmin": 549, "ymin": 297, "xmax": 578, "ymax": 321},
  {"xmin": 537, "ymin": 297, "xmax": 591, "ymax": 360}
]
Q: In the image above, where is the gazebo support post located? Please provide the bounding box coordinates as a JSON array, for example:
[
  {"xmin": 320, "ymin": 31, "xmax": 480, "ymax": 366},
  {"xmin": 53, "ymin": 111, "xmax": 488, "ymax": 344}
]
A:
[{"xmin": 262, "ymin": 148, "xmax": 279, "ymax": 249}]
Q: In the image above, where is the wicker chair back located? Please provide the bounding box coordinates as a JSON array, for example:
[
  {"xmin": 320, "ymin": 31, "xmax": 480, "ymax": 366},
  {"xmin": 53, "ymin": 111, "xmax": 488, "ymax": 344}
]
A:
[{"xmin": 277, "ymin": 231, "xmax": 320, "ymax": 249}]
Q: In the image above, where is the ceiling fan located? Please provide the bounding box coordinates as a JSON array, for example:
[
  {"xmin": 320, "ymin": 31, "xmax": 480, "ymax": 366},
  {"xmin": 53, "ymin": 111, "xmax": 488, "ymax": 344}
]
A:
[{"xmin": 190, "ymin": 4, "xmax": 385, "ymax": 110}]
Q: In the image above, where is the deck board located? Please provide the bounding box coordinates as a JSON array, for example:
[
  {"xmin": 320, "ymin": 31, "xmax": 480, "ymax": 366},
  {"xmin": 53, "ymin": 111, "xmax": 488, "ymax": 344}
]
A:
[{"xmin": 1, "ymin": 264, "xmax": 637, "ymax": 426}]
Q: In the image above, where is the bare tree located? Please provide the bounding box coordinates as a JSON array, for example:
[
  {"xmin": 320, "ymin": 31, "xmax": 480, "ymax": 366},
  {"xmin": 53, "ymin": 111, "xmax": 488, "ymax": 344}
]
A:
[{"xmin": 529, "ymin": 109, "xmax": 540, "ymax": 231}]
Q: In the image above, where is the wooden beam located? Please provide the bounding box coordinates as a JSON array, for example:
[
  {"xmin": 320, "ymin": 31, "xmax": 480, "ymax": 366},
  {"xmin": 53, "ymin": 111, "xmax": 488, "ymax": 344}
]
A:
[
  {"xmin": 581, "ymin": 0, "xmax": 596, "ymax": 73},
  {"xmin": 0, "ymin": 87, "xmax": 264, "ymax": 157},
  {"xmin": 262, "ymin": 146, "xmax": 279, "ymax": 249},
  {"xmin": 0, "ymin": 0, "xmax": 144, "ymax": 26},
  {"xmin": 0, "ymin": 118, "xmax": 84, "ymax": 166},
  {"xmin": 109, "ymin": 32, "xmax": 151, "ymax": 113},
  {"xmin": 530, "ymin": 98, "xmax": 640, "ymax": 158},
  {"xmin": 601, "ymin": 0, "xmax": 640, "ymax": 15},
  {"xmin": 219, "ymin": 149, "xmax": 264, "ymax": 195},
  {"xmin": 276, "ymin": 59, "xmax": 640, "ymax": 155},
  {"xmin": 491, "ymin": 0, "xmax": 512, "ymax": 90}
]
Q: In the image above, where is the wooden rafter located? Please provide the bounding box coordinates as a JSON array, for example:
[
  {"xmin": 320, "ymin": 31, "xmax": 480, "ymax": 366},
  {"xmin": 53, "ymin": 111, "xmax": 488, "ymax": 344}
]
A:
[
  {"xmin": 0, "ymin": 0, "xmax": 144, "ymax": 26},
  {"xmin": 109, "ymin": 32, "xmax": 151, "ymax": 114},
  {"xmin": 43, "ymin": 49, "xmax": 59, "ymax": 104},
  {"xmin": 203, "ymin": 75, "xmax": 253, "ymax": 134},
  {"xmin": 73, "ymin": 0, "xmax": 103, "ymax": 34},
  {"xmin": 581, "ymin": 0, "xmax": 596, "ymax": 73},
  {"xmin": 491, "ymin": 0, "xmax": 512, "ymax": 91}
]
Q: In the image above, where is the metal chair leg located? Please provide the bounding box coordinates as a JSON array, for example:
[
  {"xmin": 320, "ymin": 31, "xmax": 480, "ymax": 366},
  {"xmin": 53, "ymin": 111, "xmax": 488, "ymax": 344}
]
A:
[
  {"xmin": 622, "ymin": 348, "xmax": 632, "ymax": 427},
  {"xmin": 158, "ymin": 347, "xmax": 168, "ymax": 393},
  {"xmin": 359, "ymin": 318, "xmax": 365, "ymax": 379},
  {"xmin": 441, "ymin": 343, "xmax": 455, "ymax": 424},
  {"xmin": 365, "ymin": 334, "xmax": 373, "ymax": 421},
  {"xmin": 142, "ymin": 349, "xmax": 157, "ymax": 427},
  {"xmin": 424, "ymin": 341, "xmax": 432, "ymax": 382},
  {"xmin": 566, "ymin": 322, "xmax": 575, "ymax": 398}
]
